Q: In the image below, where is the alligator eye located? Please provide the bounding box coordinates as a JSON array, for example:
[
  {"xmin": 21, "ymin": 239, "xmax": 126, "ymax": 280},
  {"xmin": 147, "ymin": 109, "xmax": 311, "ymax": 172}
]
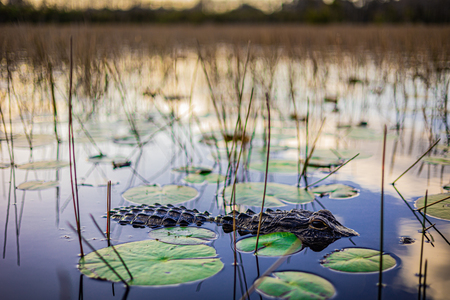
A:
[{"xmin": 310, "ymin": 220, "xmax": 328, "ymax": 230}]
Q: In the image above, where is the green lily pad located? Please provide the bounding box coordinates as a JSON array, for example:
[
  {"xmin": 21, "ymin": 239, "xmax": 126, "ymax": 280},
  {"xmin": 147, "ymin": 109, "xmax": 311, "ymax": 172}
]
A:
[
  {"xmin": 16, "ymin": 160, "xmax": 69, "ymax": 170},
  {"xmin": 423, "ymin": 156, "xmax": 450, "ymax": 165},
  {"xmin": 415, "ymin": 192, "xmax": 450, "ymax": 220},
  {"xmin": 123, "ymin": 184, "xmax": 198, "ymax": 205},
  {"xmin": 88, "ymin": 155, "xmax": 127, "ymax": 164},
  {"xmin": 0, "ymin": 162, "xmax": 10, "ymax": 169},
  {"xmin": 13, "ymin": 134, "xmax": 55, "ymax": 148},
  {"xmin": 311, "ymin": 184, "xmax": 360, "ymax": 199},
  {"xmin": 301, "ymin": 158, "xmax": 342, "ymax": 169},
  {"xmin": 321, "ymin": 248, "xmax": 396, "ymax": 273},
  {"xmin": 78, "ymin": 240, "xmax": 223, "ymax": 286},
  {"xmin": 183, "ymin": 173, "xmax": 225, "ymax": 184},
  {"xmin": 113, "ymin": 135, "xmax": 141, "ymax": 146},
  {"xmin": 17, "ymin": 180, "xmax": 59, "ymax": 190},
  {"xmin": 172, "ymin": 166, "xmax": 213, "ymax": 174},
  {"xmin": 149, "ymin": 227, "xmax": 217, "ymax": 245},
  {"xmin": 223, "ymin": 182, "xmax": 315, "ymax": 207},
  {"xmin": 236, "ymin": 232, "xmax": 302, "ymax": 256},
  {"xmin": 313, "ymin": 149, "xmax": 371, "ymax": 160},
  {"xmin": 249, "ymin": 160, "xmax": 298, "ymax": 174},
  {"xmin": 256, "ymin": 271, "xmax": 335, "ymax": 300},
  {"xmin": 343, "ymin": 128, "xmax": 395, "ymax": 141}
]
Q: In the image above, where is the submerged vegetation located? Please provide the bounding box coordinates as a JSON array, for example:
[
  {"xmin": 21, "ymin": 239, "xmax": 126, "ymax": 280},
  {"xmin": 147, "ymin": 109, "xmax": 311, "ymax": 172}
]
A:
[{"xmin": 0, "ymin": 24, "xmax": 450, "ymax": 299}]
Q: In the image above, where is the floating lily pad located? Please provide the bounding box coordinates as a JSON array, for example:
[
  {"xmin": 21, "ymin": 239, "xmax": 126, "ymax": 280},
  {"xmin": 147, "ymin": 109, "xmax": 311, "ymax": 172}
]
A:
[
  {"xmin": 78, "ymin": 180, "xmax": 120, "ymax": 188},
  {"xmin": 0, "ymin": 162, "xmax": 10, "ymax": 169},
  {"xmin": 79, "ymin": 240, "xmax": 223, "ymax": 286},
  {"xmin": 149, "ymin": 227, "xmax": 217, "ymax": 245},
  {"xmin": 321, "ymin": 248, "xmax": 396, "ymax": 273},
  {"xmin": 88, "ymin": 155, "xmax": 127, "ymax": 164},
  {"xmin": 423, "ymin": 156, "xmax": 450, "ymax": 165},
  {"xmin": 415, "ymin": 192, "xmax": 450, "ymax": 220},
  {"xmin": 17, "ymin": 180, "xmax": 59, "ymax": 190},
  {"xmin": 183, "ymin": 173, "xmax": 225, "ymax": 184},
  {"xmin": 236, "ymin": 232, "xmax": 302, "ymax": 256},
  {"xmin": 113, "ymin": 135, "xmax": 141, "ymax": 146},
  {"xmin": 313, "ymin": 149, "xmax": 371, "ymax": 160},
  {"xmin": 223, "ymin": 182, "xmax": 315, "ymax": 207},
  {"xmin": 311, "ymin": 184, "xmax": 360, "ymax": 199},
  {"xmin": 123, "ymin": 184, "xmax": 198, "ymax": 205},
  {"xmin": 250, "ymin": 160, "xmax": 298, "ymax": 174},
  {"xmin": 343, "ymin": 128, "xmax": 395, "ymax": 141},
  {"xmin": 16, "ymin": 160, "xmax": 69, "ymax": 170},
  {"xmin": 301, "ymin": 158, "xmax": 342, "ymax": 169},
  {"xmin": 256, "ymin": 271, "xmax": 335, "ymax": 300},
  {"xmin": 13, "ymin": 134, "xmax": 55, "ymax": 148},
  {"xmin": 172, "ymin": 166, "xmax": 213, "ymax": 174}
]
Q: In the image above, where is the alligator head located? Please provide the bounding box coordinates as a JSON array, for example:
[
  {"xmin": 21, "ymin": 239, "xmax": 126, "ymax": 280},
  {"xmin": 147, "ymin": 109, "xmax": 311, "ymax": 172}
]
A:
[{"xmin": 220, "ymin": 208, "xmax": 359, "ymax": 252}]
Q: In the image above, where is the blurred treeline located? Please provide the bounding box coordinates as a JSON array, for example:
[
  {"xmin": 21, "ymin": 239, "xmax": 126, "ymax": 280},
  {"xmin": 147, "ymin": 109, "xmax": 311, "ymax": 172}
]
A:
[{"xmin": 0, "ymin": 0, "xmax": 449, "ymax": 23}]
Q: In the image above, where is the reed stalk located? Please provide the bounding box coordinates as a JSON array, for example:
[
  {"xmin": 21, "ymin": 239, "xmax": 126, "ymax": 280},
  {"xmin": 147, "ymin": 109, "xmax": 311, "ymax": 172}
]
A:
[
  {"xmin": 89, "ymin": 214, "xmax": 133, "ymax": 280},
  {"xmin": 305, "ymin": 153, "xmax": 360, "ymax": 189},
  {"xmin": 254, "ymin": 93, "xmax": 271, "ymax": 254},
  {"xmin": 418, "ymin": 190, "xmax": 428, "ymax": 299},
  {"xmin": 378, "ymin": 125, "xmax": 387, "ymax": 300},
  {"xmin": 68, "ymin": 37, "xmax": 84, "ymax": 257},
  {"xmin": 67, "ymin": 223, "xmax": 129, "ymax": 286},
  {"xmin": 107, "ymin": 180, "xmax": 111, "ymax": 246},
  {"xmin": 392, "ymin": 139, "xmax": 440, "ymax": 185}
]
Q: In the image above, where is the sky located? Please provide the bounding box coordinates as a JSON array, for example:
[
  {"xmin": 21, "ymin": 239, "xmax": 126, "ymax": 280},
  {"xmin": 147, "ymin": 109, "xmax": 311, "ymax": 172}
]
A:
[{"xmin": 24, "ymin": 0, "xmax": 297, "ymax": 13}]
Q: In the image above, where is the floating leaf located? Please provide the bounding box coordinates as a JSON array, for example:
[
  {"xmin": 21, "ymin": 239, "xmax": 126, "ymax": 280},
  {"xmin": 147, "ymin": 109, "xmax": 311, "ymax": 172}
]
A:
[
  {"xmin": 423, "ymin": 156, "xmax": 450, "ymax": 165},
  {"xmin": 17, "ymin": 180, "xmax": 59, "ymax": 190},
  {"xmin": 16, "ymin": 160, "xmax": 69, "ymax": 170},
  {"xmin": 79, "ymin": 240, "xmax": 223, "ymax": 286},
  {"xmin": 172, "ymin": 166, "xmax": 212, "ymax": 174},
  {"xmin": 415, "ymin": 192, "xmax": 450, "ymax": 220},
  {"xmin": 223, "ymin": 182, "xmax": 315, "ymax": 207},
  {"xmin": 0, "ymin": 162, "xmax": 10, "ymax": 169},
  {"xmin": 123, "ymin": 184, "xmax": 198, "ymax": 205},
  {"xmin": 311, "ymin": 184, "xmax": 360, "ymax": 199},
  {"xmin": 236, "ymin": 232, "xmax": 302, "ymax": 256},
  {"xmin": 301, "ymin": 158, "xmax": 342, "ymax": 169},
  {"xmin": 250, "ymin": 160, "xmax": 298, "ymax": 174},
  {"xmin": 321, "ymin": 248, "xmax": 396, "ymax": 273},
  {"xmin": 343, "ymin": 128, "xmax": 395, "ymax": 141},
  {"xmin": 88, "ymin": 155, "xmax": 127, "ymax": 164},
  {"xmin": 113, "ymin": 135, "xmax": 141, "ymax": 146},
  {"xmin": 13, "ymin": 134, "xmax": 55, "ymax": 148},
  {"xmin": 256, "ymin": 271, "xmax": 335, "ymax": 300},
  {"xmin": 149, "ymin": 227, "xmax": 217, "ymax": 245},
  {"xmin": 183, "ymin": 173, "xmax": 225, "ymax": 184},
  {"xmin": 313, "ymin": 149, "xmax": 371, "ymax": 160}
]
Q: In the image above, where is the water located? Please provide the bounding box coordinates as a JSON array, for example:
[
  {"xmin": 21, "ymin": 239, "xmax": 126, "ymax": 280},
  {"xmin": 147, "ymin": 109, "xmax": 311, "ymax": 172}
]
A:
[{"xmin": 0, "ymin": 28, "xmax": 450, "ymax": 299}]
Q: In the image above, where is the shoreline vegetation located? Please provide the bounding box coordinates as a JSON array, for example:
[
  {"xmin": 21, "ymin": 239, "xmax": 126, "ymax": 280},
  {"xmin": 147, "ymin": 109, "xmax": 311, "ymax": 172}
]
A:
[{"xmin": 0, "ymin": 0, "xmax": 449, "ymax": 24}]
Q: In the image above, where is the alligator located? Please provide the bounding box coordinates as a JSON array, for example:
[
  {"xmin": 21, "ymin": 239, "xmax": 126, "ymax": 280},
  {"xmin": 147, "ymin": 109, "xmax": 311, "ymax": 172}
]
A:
[{"xmin": 110, "ymin": 203, "xmax": 359, "ymax": 251}]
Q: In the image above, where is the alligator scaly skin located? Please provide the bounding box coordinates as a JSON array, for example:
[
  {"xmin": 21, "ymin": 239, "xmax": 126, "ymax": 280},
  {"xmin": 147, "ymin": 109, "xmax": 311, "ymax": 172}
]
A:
[{"xmin": 110, "ymin": 203, "xmax": 358, "ymax": 251}]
